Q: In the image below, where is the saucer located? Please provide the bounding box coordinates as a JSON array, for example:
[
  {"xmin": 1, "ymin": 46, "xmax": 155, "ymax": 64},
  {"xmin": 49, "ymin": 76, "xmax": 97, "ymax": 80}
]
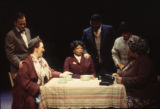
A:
[{"xmin": 58, "ymin": 78, "xmax": 67, "ymax": 84}]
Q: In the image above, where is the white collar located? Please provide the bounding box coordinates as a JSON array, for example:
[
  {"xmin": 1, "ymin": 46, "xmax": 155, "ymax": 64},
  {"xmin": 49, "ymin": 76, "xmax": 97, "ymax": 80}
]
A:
[
  {"xmin": 74, "ymin": 54, "xmax": 82, "ymax": 63},
  {"xmin": 30, "ymin": 54, "xmax": 42, "ymax": 61}
]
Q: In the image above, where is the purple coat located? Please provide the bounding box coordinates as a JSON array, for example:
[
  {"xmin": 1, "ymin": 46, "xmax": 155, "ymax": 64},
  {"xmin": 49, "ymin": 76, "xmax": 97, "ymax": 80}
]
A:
[
  {"xmin": 12, "ymin": 56, "xmax": 60, "ymax": 109},
  {"xmin": 120, "ymin": 55, "xmax": 160, "ymax": 99},
  {"xmin": 64, "ymin": 56, "xmax": 96, "ymax": 78}
]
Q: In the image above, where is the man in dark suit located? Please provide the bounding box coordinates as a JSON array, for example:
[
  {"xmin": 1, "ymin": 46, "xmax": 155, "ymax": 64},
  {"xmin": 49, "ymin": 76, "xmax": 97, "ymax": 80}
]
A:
[
  {"xmin": 5, "ymin": 12, "xmax": 32, "ymax": 73},
  {"xmin": 82, "ymin": 13, "xmax": 116, "ymax": 76}
]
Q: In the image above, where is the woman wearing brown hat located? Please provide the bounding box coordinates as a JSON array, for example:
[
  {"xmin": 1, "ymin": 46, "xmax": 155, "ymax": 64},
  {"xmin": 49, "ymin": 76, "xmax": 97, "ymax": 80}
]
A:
[
  {"xmin": 12, "ymin": 36, "xmax": 72, "ymax": 109},
  {"xmin": 112, "ymin": 37, "xmax": 160, "ymax": 108}
]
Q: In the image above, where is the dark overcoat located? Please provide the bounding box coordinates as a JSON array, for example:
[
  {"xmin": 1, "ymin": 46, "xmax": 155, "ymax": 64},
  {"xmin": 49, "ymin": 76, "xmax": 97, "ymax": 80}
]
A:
[{"xmin": 12, "ymin": 56, "xmax": 60, "ymax": 109}]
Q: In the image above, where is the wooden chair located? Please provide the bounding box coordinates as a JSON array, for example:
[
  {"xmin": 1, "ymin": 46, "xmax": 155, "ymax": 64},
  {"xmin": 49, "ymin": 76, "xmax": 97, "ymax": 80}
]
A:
[
  {"xmin": 157, "ymin": 75, "xmax": 160, "ymax": 82},
  {"xmin": 8, "ymin": 72, "xmax": 17, "ymax": 87}
]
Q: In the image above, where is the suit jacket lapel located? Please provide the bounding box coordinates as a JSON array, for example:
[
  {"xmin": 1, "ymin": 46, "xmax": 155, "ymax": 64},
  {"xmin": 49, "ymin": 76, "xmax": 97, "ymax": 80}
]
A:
[
  {"xmin": 13, "ymin": 27, "xmax": 28, "ymax": 49},
  {"xmin": 13, "ymin": 28, "xmax": 25, "ymax": 45},
  {"xmin": 24, "ymin": 28, "xmax": 30, "ymax": 43},
  {"xmin": 90, "ymin": 28, "xmax": 97, "ymax": 50},
  {"xmin": 28, "ymin": 56, "xmax": 38, "ymax": 79},
  {"xmin": 72, "ymin": 56, "xmax": 79, "ymax": 65},
  {"xmin": 80, "ymin": 56, "xmax": 85, "ymax": 65},
  {"xmin": 100, "ymin": 25, "xmax": 105, "ymax": 50},
  {"xmin": 13, "ymin": 27, "xmax": 21, "ymax": 38}
]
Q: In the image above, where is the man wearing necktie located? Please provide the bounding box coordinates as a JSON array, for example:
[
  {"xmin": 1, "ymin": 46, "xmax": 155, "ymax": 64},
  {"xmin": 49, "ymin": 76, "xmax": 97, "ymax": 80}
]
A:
[
  {"xmin": 5, "ymin": 12, "xmax": 32, "ymax": 74},
  {"xmin": 82, "ymin": 13, "xmax": 116, "ymax": 76}
]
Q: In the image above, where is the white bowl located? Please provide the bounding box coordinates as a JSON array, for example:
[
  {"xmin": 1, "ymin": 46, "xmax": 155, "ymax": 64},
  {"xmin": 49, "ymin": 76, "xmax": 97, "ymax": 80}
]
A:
[{"xmin": 80, "ymin": 75, "xmax": 90, "ymax": 81}]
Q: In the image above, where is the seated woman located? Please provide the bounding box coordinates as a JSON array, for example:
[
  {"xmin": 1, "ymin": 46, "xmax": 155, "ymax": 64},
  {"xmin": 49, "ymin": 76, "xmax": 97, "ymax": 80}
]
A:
[
  {"xmin": 64, "ymin": 40, "xmax": 96, "ymax": 78},
  {"xmin": 12, "ymin": 36, "xmax": 72, "ymax": 109},
  {"xmin": 112, "ymin": 37, "xmax": 160, "ymax": 108}
]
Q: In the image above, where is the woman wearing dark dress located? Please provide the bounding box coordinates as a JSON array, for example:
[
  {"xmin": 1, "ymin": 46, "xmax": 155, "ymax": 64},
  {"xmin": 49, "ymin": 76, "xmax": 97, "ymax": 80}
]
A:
[
  {"xmin": 112, "ymin": 37, "xmax": 160, "ymax": 108},
  {"xmin": 64, "ymin": 40, "xmax": 96, "ymax": 78},
  {"xmin": 12, "ymin": 36, "xmax": 72, "ymax": 109}
]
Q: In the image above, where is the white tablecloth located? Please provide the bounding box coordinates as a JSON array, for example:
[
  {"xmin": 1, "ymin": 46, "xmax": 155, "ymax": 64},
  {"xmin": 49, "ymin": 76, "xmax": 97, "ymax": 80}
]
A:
[{"xmin": 39, "ymin": 78, "xmax": 128, "ymax": 109}]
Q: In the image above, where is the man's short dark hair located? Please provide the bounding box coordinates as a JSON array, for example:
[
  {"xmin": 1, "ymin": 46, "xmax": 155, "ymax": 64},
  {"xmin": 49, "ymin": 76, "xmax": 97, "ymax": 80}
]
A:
[
  {"xmin": 118, "ymin": 21, "xmax": 131, "ymax": 34},
  {"xmin": 90, "ymin": 13, "xmax": 102, "ymax": 22},
  {"xmin": 14, "ymin": 12, "xmax": 25, "ymax": 22}
]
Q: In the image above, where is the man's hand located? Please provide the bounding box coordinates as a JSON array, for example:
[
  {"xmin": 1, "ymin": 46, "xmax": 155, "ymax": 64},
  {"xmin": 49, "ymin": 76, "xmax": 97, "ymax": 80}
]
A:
[
  {"xmin": 19, "ymin": 61, "xmax": 23, "ymax": 69},
  {"xmin": 40, "ymin": 86, "xmax": 43, "ymax": 90},
  {"xmin": 39, "ymin": 86, "xmax": 44, "ymax": 94},
  {"xmin": 84, "ymin": 53, "xmax": 90, "ymax": 59},
  {"xmin": 118, "ymin": 64, "xmax": 125, "ymax": 70}
]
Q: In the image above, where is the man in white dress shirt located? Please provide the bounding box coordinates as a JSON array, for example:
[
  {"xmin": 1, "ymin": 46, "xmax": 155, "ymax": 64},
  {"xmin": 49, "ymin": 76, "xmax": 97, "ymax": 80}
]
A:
[{"xmin": 5, "ymin": 12, "xmax": 32, "ymax": 73}]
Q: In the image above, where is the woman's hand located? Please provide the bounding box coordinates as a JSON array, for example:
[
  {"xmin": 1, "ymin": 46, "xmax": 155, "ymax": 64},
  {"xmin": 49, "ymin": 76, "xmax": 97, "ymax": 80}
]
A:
[
  {"xmin": 112, "ymin": 73, "xmax": 119, "ymax": 77},
  {"xmin": 116, "ymin": 76, "xmax": 122, "ymax": 84},
  {"xmin": 90, "ymin": 75, "xmax": 95, "ymax": 79},
  {"xmin": 112, "ymin": 73, "xmax": 122, "ymax": 84},
  {"xmin": 60, "ymin": 71, "xmax": 73, "ymax": 77}
]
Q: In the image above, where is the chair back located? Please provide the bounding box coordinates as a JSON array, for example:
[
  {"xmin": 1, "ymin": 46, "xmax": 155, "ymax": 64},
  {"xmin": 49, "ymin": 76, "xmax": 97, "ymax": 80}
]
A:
[{"xmin": 8, "ymin": 72, "xmax": 17, "ymax": 87}]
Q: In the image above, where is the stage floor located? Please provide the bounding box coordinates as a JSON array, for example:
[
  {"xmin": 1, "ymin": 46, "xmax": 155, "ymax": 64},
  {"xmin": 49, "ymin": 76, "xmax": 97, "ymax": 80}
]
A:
[{"xmin": 0, "ymin": 90, "xmax": 12, "ymax": 109}]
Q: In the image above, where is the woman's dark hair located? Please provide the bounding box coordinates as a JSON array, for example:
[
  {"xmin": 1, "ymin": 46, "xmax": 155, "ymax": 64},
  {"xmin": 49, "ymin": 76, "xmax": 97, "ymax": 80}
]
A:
[
  {"xmin": 128, "ymin": 37, "xmax": 149, "ymax": 55},
  {"xmin": 70, "ymin": 40, "xmax": 85, "ymax": 51},
  {"xmin": 28, "ymin": 36, "xmax": 42, "ymax": 54}
]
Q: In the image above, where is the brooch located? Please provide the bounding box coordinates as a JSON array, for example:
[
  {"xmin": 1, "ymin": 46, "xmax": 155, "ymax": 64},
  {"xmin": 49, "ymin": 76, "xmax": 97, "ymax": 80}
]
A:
[{"xmin": 72, "ymin": 61, "xmax": 77, "ymax": 64}]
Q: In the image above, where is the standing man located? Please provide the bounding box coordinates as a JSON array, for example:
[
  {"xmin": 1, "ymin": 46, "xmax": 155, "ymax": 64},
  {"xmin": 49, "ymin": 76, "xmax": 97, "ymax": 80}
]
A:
[
  {"xmin": 5, "ymin": 12, "xmax": 32, "ymax": 74},
  {"xmin": 112, "ymin": 21, "xmax": 140, "ymax": 73},
  {"xmin": 82, "ymin": 13, "xmax": 116, "ymax": 76}
]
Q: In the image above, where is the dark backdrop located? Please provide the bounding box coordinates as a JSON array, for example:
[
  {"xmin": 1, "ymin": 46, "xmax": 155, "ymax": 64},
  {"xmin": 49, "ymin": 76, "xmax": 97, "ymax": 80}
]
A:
[{"xmin": 0, "ymin": 0, "xmax": 160, "ymax": 90}]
